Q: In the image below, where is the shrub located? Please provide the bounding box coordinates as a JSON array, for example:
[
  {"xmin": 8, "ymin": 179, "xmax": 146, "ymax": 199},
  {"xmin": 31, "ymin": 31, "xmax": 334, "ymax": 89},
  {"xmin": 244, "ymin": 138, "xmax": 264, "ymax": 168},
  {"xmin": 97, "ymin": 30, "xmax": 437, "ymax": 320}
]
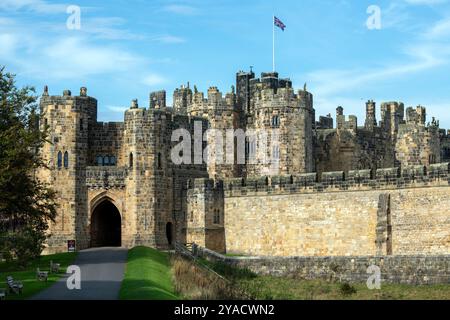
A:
[{"xmin": 340, "ymin": 282, "xmax": 357, "ymax": 296}]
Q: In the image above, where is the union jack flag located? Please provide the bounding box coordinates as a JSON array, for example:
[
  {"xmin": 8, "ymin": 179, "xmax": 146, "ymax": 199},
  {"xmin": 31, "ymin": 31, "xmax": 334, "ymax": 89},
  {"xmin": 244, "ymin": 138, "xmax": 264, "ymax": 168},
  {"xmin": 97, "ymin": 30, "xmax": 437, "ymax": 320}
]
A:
[{"xmin": 274, "ymin": 16, "xmax": 286, "ymax": 31}]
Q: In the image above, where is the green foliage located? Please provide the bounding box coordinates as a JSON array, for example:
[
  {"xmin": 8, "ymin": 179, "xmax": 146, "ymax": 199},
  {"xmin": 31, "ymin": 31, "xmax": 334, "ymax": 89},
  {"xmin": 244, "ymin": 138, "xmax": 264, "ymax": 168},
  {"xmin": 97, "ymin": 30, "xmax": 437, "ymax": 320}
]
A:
[
  {"xmin": 239, "ymin": 276, "xmax": 450, "ymax": 300},
  {"xmin": 202, "ymin": 259, "xmax": 257, "ymax": 281},
  {"xmin": 0, "ymin": 66, "xmax": 57, "ymax": 266},
  {"xmin": 339, "ymin": 282, "xmax": 357, "ymax": 296}
]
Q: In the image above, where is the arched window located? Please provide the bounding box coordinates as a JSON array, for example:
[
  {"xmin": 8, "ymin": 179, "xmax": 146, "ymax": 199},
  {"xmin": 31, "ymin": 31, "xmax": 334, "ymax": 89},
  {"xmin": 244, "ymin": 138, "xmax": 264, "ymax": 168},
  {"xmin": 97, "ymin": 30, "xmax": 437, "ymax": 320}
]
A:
[
  {"xmin": 272, "ymin": 115, "xmax": 280, "ymax": 128},
  {"xmin": 272, "ymin": 145, "xmax": 280, "ymax": 160},
  {"xmin": 129, "ymin": 153, "xmax": 133, "ymax": 168},
  {"xmin": 157, "ymin": 153, "xmax": 162, "ymax": 169},
  {"xmin": 110, "ymin": 156, "xmax": 116, "ymax": 166},
  {"xmin": 97, "ymin": 156, "xmax": 103, "ymax": 166},
  {"xmin": 63, "ymin": 151, "xmax": 69, "ymax": 168},
  {"xmin": 103, "ymin": 156, "xmax": 109, "ymax": 166},
  {"xmin": 57, "ymin": 151, "xmax": 62, "ymax": 169}
]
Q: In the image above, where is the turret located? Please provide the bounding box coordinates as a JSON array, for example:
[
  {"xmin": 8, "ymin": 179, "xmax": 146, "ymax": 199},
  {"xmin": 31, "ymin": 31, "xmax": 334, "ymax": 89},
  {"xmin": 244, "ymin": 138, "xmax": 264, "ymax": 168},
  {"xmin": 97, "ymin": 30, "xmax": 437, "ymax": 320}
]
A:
[
  {"xmin": 150, "ymin": 90, "xmax": 166, "ymax": 109},
  {"xmin": 365, "ymin": 100, "xmax": 377, "ymax": 130},
  {"xmin": 173, "ymin": 84, "xmax": 192, "ymax": 115},
  {"xmin": 236, "ymin": 69, "xmax": 255, "ymax": 113},
  {"xmin": 39, "ymin": 86, "xmax": 97, "ymax": 251}
]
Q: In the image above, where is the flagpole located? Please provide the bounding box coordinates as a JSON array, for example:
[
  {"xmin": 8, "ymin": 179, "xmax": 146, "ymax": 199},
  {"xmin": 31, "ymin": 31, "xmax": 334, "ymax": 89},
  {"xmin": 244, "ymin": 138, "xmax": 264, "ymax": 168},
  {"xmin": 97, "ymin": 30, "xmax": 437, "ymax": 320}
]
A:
[{"xmin": 273, "ymin": 15, "xmax": 275, "ymax": 72}]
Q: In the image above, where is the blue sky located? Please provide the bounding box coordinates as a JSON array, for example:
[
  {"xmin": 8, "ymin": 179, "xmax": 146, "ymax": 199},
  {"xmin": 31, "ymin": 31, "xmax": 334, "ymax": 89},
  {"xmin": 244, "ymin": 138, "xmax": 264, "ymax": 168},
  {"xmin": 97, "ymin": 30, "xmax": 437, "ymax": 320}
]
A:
[{"xmin": 1, "ymin": 0, "xmax": 450, "ymax": 127}]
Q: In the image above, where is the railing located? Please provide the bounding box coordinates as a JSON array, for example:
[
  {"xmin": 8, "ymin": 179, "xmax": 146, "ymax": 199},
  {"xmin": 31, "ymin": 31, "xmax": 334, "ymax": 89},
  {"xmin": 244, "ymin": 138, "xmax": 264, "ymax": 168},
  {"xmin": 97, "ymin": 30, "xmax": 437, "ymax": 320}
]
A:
[{"xmin": 174, "ymin": 242, "xmax": 253, "ymax": 300}]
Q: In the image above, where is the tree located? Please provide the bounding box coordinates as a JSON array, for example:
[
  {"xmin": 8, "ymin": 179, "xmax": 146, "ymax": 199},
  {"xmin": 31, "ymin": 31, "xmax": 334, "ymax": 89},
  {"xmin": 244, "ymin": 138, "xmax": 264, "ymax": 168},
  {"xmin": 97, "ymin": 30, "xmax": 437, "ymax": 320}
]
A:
[{"xmin": 0, "ymin": 67, "xmax": 57, "ymax": 266}]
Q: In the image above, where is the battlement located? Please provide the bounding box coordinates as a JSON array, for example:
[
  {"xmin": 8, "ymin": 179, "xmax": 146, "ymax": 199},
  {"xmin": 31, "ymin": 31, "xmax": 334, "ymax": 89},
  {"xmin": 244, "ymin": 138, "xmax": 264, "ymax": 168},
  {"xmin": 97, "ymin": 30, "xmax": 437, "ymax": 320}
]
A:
[
  {"xmin": 252, "ymin": 87, "xmax": 313, "ymax": 111},
  {"xmin": 406, "ymin": 106, "xmax": 426, "ymax": 125},
  {"xmin": 150, "ymin": 90, "xmax": 167, "ymax": 109},
  {"xmin": 187, "ymin": 163, "xmax": 450, "ymax": 197},
  {"xmin": 188, "ymin": 86, "xmax": 236, "ymax": 116},
  {"xmin": 249, "ymin": 72, "xmax": 292, "ymax": 91},
  {"xmin": 86, "ymin": 166, "xmax": 128, "ymax": 189},
  {"xmin": 336, "ymin": 106, "xmax": 358, "ymax": 131},
  {"xmin": 40, "ymin": 87, "xmax": 97, "ymax": 112}
]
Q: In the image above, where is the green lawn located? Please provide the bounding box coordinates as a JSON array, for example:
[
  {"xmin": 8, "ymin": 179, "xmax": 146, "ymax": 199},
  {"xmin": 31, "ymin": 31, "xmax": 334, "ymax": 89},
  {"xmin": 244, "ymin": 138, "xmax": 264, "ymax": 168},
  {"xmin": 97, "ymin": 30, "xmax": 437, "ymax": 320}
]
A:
[
  {"xmin": 238, "ymin": 276, "xmax": 450, "ymax": 300},
  {"xmin": 119, "ymin": 246, "xmax": 178, "ymax": 300},
  {"xmin": 0, "ymin": 252, "xmax": 78, "ymax": 300},
  {"xmin": 201, "ymin": 259, "xmax": 450, "ymax": 300}
]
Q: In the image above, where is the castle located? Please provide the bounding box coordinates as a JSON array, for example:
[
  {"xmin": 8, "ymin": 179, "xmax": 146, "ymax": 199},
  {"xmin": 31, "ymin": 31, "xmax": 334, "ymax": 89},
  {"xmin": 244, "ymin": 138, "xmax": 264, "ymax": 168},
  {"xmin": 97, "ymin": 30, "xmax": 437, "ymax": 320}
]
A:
[{"xmin": 39, "ymin": 70, "xmax": 450, "ymax": 258}]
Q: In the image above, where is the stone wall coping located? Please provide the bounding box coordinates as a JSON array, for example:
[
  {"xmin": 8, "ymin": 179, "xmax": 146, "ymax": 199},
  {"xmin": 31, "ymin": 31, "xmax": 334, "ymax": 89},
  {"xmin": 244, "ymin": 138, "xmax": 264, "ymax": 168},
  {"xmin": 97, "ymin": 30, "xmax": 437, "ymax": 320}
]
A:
[
  {"xmin": 197, "ymin": 247, "xmax": 450, "ymax": 262},
  {"xmin": 188, "ymin": 163, "xmax": 450, "ymax": 196}
]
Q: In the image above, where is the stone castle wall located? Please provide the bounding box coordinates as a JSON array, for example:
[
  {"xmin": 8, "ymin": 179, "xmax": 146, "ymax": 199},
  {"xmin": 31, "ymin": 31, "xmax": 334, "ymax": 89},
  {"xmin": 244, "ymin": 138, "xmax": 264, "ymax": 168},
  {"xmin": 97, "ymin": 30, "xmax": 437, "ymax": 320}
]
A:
[
  {"xmin": 195, "ymin": 247, "xmax": 450, "ymax": 285},
  {"xmin": 219, "ymin": 164, "xmax": 450, "ymax": 257}
]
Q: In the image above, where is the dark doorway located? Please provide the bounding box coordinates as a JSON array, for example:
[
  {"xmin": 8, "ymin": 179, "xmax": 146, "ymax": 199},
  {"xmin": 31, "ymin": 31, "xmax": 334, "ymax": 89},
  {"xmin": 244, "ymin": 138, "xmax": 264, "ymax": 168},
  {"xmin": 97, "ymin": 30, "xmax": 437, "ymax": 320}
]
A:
[
  {"xmin": 166, "ymin": 222, "xmax": 173, "ymax": 245},
  {"xmin": 91, "ymin": 200, "xmax": 121, "ymax": 247}
]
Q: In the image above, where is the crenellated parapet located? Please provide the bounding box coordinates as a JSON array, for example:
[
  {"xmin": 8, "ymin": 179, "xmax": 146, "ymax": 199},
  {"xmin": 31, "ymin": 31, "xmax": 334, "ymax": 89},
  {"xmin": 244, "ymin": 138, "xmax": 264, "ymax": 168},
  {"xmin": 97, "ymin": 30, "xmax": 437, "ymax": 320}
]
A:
[
  {"xmin": 207, "ymin": 163, "xmax": 450, "ymax": 197},
  {"xmin": 187, "ymin": 87, "xmax": 236, "ymax": 117},
  {"xmin": 86, "ymin": 166, "xmax": 128, "ymax": 189}
]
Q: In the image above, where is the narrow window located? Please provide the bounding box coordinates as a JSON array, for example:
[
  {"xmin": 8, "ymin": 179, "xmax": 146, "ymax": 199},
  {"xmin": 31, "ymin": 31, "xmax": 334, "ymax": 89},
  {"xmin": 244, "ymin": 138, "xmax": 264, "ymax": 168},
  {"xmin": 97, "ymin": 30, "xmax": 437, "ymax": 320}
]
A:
[
  {"xmin": 63, "ymin": 151, "xmax": 69, "ymax": 168},
  {"xmin": 158, "ymin": 153, "xmax": 162, "ymax": 169},
  {"xmin": 272, "ymin": 115, "xmax": 280, "ymax": 128},
  {"xmin": 57, "ymin": 151, "xmax": 62, "ymax": 169},
  {"xmin": 272, "ymin": 145, "xmax": 280, "ymax": 160},
  {"xmin": 103, "ymin": 156, "xmax": 109, "ymax": 166},
  {"xmin": 80, "ymin": 118, "xmax": 83, "ymax": 131},
  {"xmin": 129, "ymin": 153, "xmax": 133, "ymax": 168},
  {"xmin": 214, "ymin": 210, "xmax": 220, "ymax": 224},
  {"xmin": 97, "ymin": 156, "xmax": 103, "ymax": 166}
]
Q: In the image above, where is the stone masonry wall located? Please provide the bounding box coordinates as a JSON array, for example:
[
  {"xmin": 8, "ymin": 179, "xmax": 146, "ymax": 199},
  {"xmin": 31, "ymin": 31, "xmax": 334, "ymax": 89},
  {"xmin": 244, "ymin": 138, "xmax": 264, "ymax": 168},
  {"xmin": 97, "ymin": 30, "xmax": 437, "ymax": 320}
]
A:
[
  {"xmin": 222, "ymin": 165, "xmax": 450, "ymax": 257},
  {"xmin": 195, "ymin": 247, "xmax": 450, "ymax": 285}
]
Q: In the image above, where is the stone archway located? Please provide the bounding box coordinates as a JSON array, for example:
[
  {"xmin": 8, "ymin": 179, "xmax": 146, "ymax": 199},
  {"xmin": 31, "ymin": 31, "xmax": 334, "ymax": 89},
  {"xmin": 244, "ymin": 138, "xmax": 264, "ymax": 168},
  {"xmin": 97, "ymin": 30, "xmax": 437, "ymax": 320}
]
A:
[{"xmin": 90, "ymin": 200, "xmax": 122, "ymax": 247}]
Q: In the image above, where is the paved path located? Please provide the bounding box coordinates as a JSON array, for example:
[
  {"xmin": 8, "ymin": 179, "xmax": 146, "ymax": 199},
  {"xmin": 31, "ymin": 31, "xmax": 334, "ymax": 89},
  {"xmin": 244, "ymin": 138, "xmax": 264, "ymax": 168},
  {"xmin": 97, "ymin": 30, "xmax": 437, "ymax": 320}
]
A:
[{"xmin": 32, "ymin": 247, "xmax": 128, "ymax": 300}]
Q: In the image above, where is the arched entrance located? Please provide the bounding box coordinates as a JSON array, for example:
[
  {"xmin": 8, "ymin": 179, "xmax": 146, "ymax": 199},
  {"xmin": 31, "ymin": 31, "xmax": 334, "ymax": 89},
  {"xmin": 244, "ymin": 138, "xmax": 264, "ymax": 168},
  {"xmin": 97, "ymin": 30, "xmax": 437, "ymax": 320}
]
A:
[
  {"xmin": 166, "ymin": 222, "xmax": 173, "ymax": 245},
  {"xmin": 91, "ymin": 200, "xmax": 121, "ymax": 247}
]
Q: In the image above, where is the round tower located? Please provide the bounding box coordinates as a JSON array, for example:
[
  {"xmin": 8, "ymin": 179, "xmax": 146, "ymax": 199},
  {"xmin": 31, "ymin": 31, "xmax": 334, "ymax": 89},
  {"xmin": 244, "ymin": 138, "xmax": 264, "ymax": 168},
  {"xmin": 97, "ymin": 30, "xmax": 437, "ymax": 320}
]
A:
[{"xmin": 246, "ymin": 76, "xmax": 314, "ymax": 177}]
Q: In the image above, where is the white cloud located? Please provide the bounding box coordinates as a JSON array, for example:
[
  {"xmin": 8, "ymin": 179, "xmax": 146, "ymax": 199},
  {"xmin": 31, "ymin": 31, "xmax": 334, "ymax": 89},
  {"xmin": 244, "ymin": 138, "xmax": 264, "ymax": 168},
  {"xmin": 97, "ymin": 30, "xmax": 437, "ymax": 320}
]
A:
[
  {"xmin": 404, "ymin": 0, "xmax": 448, "ymax": 5},
  {"xmin": 307, "ymin": 51, "xmax": 441, "ymax": 98},
  {"xmin": 77, "ymin": 17, "xmax": 146, "ymax": 41},
  {"xmin": 0, "ymin": 34, "xmax": 18, "ymax": 58},
  {"xmin": 151, "ymin": 35, "xmax": 186, "ymax": 44},
  {"xmin": 39, "ymin": 37, "xmax": 143, "ymax": 78},
  {"xmin": 0, "ymin": 0, "xmax": 68, "ymax": 14},
  {"xmin": 142, "ymin": 74, "xmax": 168, "ymax": 87},
  {"xmin": 424, "ymin": 18, "xmax": 450, "ymax": 39},
  {"xmin": 307, "ymin": 12, "xmax": 450, "ymax": 100},
  {"xmin": 107, "ymin": 105, "xmax": 128, "ymax": 113},
  {"xmin": 162, "ymin": 4, "xmax": 199, "ymax": 15}
]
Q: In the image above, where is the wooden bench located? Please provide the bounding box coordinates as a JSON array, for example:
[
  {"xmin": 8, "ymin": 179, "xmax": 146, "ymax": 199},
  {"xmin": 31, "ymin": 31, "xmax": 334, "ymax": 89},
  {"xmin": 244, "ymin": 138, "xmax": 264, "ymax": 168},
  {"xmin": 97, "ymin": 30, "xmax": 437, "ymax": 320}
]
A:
[
  {"xmin": 6, "ymin": 276, "xmax": 23, "ymax": 295},
  {"xmin": 36, "ymin": 268, "xmax": 48, "ymax": 282},
  {"xmin": 0, "ymin": 288, "xmax": 6, "ymax": 300},
  {"xmin": 50, "ymin": 260, "xmax": 60, "ymax": 273}
]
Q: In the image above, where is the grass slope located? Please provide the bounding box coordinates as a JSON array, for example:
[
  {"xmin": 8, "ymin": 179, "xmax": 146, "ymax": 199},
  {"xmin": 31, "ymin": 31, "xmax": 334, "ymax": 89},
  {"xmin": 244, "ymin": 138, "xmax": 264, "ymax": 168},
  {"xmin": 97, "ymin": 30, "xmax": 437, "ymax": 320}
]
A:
[
  {"xmin": 119, "ymin": 247, "xmax": 178, "ymax": 300},
  {"xmin": 0, "ymin": 252, "xmax": 78, "ymax": 300},
  {"xmin": 238, "ymin": 277, "xmax": 450, "ymax": 300}
]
